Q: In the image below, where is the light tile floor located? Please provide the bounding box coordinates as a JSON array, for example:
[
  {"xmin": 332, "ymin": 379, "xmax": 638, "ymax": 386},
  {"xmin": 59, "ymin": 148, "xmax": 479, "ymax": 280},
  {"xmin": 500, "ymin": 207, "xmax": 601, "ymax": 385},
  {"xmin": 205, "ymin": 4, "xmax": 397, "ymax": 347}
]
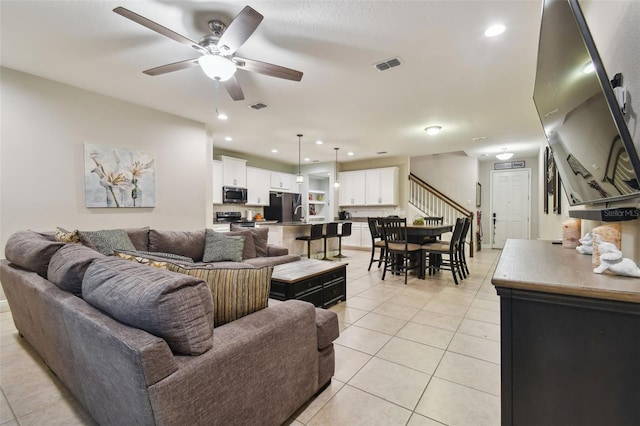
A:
[{"xmin": 0, "ymin": 247, "xmax": 501, "ymax": 425}]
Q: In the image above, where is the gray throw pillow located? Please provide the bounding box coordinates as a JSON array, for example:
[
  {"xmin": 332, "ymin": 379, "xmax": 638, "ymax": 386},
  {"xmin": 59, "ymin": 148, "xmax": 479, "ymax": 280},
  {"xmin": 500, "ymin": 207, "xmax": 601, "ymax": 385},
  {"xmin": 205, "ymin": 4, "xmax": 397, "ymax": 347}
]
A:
[
  {"xmin": 202, "ymin": 229, "xmax": 245, "ymax": 262},
  {"xmin": 79, "ymin": 229, "xmax": 137, "ymax": 256},
  {"xmin": 230, "ymin": 225, "xmax": 269, "ymax": 257}
]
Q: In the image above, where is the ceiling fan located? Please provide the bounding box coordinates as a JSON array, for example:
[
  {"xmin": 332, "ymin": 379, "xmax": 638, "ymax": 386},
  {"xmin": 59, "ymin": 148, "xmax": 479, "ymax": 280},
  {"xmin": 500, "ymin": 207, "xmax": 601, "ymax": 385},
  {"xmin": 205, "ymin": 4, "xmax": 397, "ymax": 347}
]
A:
[{"xmin": 113, "ymin": 5, "xmax": 303, "ymax": 101}]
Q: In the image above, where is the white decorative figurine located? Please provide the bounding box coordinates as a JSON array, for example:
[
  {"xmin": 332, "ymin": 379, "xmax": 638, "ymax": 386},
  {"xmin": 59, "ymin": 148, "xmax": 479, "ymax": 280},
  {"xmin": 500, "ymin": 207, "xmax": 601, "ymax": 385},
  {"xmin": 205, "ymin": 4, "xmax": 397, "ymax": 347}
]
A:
[
  {"xmin": 593, "ymin": 240, "xmax": 640, "ymax": 278},
  {"xmin": 576, "ymin": 232, "xmax": 593, "ymax": 255}
]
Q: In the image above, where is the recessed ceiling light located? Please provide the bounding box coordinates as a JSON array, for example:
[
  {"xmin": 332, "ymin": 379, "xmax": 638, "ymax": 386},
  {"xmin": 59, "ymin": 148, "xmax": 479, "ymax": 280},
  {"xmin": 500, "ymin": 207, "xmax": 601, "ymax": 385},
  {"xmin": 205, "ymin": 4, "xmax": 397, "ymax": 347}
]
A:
[
  {"xmin": 304, "ymin": 157, "xmax": 310, "ymax": 162},
  {"xmin": 424, "ymin": 126, "xmax": 442, "ymax": 135},
  {"xmin": 224, "ymin": 137, "xmax": 232, "ymax": 141},
  {"xmin": 216, "ymin": 109, "xmax": 228, "ymax": 120},
  {"xmin": 271, "ymin": 149, "xmax": 278, "ymax": 153},
  {"xmin": 484, "ymin": 24, "xmax": 505, "ymax": 37},
  {"xmin": 496, "ymin": 148, "xmax": 514, "ymax": 160},
  {"xmin": 472, "ymin": 136, "xmax": 488, "ymax": 141},
  {"xmin": 347, "ymin": 152, "xmax": 354, "ymax": 156},
  {"xmin": 316, "ymin": 140, "xmax": 323, "ymax": 145}
]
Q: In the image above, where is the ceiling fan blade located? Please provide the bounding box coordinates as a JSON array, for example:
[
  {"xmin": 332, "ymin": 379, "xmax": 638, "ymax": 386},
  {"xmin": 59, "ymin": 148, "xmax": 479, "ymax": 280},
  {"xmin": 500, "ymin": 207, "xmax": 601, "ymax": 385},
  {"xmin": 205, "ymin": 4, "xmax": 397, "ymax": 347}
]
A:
[
  {"xmin": 234, "ymin": 57, "xmax": 303, "ymax": 81},
  {"xmin": 143, "ymin": 58, "xmax": 200, "ymax": 76},
  {"xmin": 114, "ymin": 7, "xmax": 207, "ymax": 55},
  {"xmin": 223, "ymin": 75, "xmax": 245, "ymax": 101},
  {"xmin": 216, "ymin": 6, "xmax": 264, "ymax": 55}
]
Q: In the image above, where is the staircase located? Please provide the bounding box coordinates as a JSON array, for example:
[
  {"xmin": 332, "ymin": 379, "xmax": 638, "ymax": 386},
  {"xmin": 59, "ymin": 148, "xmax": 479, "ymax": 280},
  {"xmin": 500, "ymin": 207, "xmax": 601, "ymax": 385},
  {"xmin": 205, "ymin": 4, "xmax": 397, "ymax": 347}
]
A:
[{"xmin": 409, "ymin": 173, "xmax": 475, "ymax": 257}]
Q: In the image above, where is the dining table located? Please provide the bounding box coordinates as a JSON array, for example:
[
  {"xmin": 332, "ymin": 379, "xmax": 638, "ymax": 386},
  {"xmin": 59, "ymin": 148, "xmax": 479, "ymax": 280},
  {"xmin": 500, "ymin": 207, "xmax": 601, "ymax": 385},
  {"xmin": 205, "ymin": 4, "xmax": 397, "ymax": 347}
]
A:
[{"xmin": 405, "ymin": 223, "xmax": 453, "ymax": 244}]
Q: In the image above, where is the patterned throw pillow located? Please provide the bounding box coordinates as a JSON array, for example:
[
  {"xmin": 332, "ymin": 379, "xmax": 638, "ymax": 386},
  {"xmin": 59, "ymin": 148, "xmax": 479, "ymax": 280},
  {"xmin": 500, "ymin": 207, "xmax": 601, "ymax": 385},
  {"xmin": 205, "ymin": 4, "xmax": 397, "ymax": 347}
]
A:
[
  {"xmin": 114, "ymin": 251, "xmax": 168, "ymax": 269},
  {"xmin": 55, "ymin": 227, "xmax": 81, "ymax": 244},
  {"xmin": 167, "ymin": 264, "xmax": 273, "ymax": 327},
  {"xmin": 135, "ymin": 251, "xmax": 194, "ymax": 263},
  {"xmin": 202, "ymin": 229, "xmax": 245, "ymax": 262},
  {"xmin": 79, "ymin": 229, "xmax": 137, "ymax": 256}
]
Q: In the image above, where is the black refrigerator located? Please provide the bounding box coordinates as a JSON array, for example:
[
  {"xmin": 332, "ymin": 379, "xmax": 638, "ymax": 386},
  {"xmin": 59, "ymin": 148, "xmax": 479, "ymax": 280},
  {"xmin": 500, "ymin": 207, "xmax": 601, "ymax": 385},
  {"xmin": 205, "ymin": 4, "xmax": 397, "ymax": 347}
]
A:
[{"xmin": 264, "ymin": 192, "xmax": 302, "ymax": 222}]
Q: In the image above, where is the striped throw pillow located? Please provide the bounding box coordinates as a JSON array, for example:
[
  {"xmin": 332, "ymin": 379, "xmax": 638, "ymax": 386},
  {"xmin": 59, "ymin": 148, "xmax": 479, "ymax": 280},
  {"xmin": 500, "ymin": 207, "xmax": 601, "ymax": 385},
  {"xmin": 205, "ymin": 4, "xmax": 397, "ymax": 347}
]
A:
[{"xmin": 168, "ymin": 264, "xmax": 273, "ymax": 327}]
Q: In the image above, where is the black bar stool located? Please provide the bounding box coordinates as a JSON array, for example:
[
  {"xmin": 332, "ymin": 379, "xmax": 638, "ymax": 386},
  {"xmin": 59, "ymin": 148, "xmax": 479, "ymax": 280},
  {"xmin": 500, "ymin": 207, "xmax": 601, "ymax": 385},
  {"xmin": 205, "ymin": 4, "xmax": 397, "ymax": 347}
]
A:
[
  {"xmin": 335, "ymin": 222, "xmax": 352, "ymax": 258},
  {"xmin": 321, "ymin": 222, "xmax": 339, "ymax": 260},
  {"xmin": 295, "ymin": 224, "xmax": 324, "ymax": 258}
]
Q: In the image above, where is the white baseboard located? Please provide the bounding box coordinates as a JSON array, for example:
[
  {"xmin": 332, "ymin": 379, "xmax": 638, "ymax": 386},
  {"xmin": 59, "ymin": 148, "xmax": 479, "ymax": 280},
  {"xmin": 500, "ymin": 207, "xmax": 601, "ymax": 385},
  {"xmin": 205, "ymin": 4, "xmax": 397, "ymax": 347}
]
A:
[{"xmin": 0, "ymin": 299, "xmax": 9, "ymax": 313}]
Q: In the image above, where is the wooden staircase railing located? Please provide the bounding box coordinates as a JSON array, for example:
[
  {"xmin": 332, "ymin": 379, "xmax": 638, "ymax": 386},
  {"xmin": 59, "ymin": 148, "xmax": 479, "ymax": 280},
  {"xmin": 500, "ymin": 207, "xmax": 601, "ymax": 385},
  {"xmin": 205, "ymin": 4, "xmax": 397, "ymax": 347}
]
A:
[{"xmin": 409, "ymin": 173, "xmax": 475, "ymax": 257}]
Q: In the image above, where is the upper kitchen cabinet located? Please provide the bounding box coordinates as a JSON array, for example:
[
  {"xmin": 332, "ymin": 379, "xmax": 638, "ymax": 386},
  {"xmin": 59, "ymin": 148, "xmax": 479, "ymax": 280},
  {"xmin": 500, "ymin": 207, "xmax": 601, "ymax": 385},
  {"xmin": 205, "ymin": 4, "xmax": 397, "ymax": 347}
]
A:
[
  {"xmin": 219, "ymin": 155, "xmax": 247, "ymax": 188},
  {"xmin": 339, "ymin": 170, "xmax": 366, "ymax": 206},
  {"xmin": 365, "ymin": 167, "xmax": 399, "ymax": 205},
  {"xmin": 246, "ymin": 167, "xmax": 271, "ymax": 206},
  {"xmin": 270, "ymin": 171, "xmax": 299, "ymax": 193},
  {"xmin": 212, "ymin": 160, "xmax": 223, "ymax": 204}
]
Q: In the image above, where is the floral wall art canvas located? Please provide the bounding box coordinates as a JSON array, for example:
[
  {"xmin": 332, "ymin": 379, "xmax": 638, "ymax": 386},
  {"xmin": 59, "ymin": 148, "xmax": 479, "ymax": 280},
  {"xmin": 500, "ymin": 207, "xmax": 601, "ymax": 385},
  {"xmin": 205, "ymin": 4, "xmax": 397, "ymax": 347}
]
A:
[{"xmin": 84, "ymin": 143, "xmax": 156, "ymax": 208}]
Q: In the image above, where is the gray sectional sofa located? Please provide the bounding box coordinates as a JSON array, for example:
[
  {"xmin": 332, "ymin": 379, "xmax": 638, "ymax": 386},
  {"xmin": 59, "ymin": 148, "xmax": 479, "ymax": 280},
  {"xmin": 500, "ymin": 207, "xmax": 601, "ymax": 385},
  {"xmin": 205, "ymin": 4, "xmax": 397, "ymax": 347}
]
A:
[{"xmin": 0, "ymin": 228, "xmax": 339, "ymax": 425}]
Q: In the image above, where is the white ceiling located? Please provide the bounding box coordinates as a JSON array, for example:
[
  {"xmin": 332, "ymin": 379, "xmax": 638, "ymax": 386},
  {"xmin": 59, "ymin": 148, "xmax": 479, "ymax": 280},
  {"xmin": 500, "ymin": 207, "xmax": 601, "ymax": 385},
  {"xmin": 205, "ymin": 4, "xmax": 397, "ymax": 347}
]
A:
[{"xmin": 0, "ymin": 0, "xmax": 547, "ymax": 165}]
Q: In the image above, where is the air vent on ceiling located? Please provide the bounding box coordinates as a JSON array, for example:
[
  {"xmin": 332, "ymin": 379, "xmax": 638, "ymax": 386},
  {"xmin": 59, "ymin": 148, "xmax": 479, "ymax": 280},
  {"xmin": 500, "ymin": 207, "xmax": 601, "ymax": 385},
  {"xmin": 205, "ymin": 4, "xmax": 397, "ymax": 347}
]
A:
[
  {"xmin": 374, "ymin": 57, "xmax": 402, "ymax": 71},
  {"xmin": 249, "ymin": 102, "xmax": 267, "ymax": 110},
  {"xmin": 376, "ymin": 151, "xmax": 388, "ymax": 155}
]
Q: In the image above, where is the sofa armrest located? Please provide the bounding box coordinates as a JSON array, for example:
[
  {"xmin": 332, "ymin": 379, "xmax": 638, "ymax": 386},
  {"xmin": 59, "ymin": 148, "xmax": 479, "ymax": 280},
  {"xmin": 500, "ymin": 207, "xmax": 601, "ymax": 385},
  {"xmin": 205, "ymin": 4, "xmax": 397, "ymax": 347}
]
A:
[
  {"xmin": 314, "ymin": 308, "xmax": 339, "ymax": 349},
  {"xmin": 267, "ymin": 244, "xmax": 289, "ymax": 256}
]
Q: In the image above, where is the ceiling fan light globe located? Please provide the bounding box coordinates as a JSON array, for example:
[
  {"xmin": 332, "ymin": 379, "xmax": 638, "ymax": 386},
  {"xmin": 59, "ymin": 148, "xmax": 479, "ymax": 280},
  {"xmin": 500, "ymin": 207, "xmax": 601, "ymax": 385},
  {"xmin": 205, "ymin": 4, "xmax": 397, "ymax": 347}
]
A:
[{"xmin": 198, "ymin": 55, "xmax": 237, "ymax": 81}]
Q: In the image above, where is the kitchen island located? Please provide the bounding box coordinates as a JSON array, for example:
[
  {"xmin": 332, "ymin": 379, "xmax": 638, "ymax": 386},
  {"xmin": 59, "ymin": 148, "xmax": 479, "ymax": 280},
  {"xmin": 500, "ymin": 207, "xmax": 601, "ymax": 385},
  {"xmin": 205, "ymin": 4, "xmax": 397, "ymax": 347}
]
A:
[{"xmin": 257, "ymin": 221, "xmax": 341, "ymax": 258}]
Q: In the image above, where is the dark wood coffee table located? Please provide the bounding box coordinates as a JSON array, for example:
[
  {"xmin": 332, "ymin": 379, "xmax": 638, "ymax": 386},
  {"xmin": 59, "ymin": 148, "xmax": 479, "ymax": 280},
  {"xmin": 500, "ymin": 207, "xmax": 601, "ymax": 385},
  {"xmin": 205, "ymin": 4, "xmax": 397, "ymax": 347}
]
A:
[{"xmin": 270, "ymin": 259, "xmax": 347, "ymax": 308}]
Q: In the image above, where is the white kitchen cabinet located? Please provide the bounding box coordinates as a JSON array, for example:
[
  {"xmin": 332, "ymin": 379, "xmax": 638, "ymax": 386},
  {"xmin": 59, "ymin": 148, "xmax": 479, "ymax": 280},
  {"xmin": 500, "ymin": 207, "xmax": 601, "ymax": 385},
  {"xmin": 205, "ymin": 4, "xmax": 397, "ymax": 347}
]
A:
[
  {"xmin": 212, "ymin": 160, "xmax": 223, "ymax": 204},
  {"xmin": 246, "ymin": 167, "xmax": 270, "ymax": 206},
  {"xmin": 270, "ymin": 172, "xmax": 292, "ymax": 191},
  {"xmin": 338, "ymin": 171, "xmax": 366, "ymax": 206},
  {"xmin": 341, "ymin": 222, "xmax": 363, "ymax": 247},
  {"xmin": 365, "ymin": 167, "xmax": 399, "ymax": 205},
  {"xmin": 219, "ymin": 156, "xmax": 247, "ymax": 188}
]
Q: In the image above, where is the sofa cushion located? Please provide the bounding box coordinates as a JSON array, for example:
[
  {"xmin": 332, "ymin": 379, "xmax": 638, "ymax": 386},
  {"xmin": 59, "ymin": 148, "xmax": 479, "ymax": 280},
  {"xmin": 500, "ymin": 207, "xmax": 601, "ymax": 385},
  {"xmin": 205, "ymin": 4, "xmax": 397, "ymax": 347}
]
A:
[
  {"xmin": 48, "ymin": 243, "xmax": 107, "ymax": 296},
  {"xmin": 244, "ymin": 254, "xmax": 301, "ymax": 268},
  {"xmin": 82, "ymin": 257, "xmax": 214, "ymax": 355},
  {"xmin": 224, "ymin": 230, "xmax": 257, "ymax": 259},
  {"xmin": 125, "ymin": 227, "xmax": 150, "ymax": 251},
  {"xmin": 79, "ymin": 229, "xmax": 137, "ymax": 256},
  {"xmin": 314, "ymin": 308, "xmax": 340, "ymax": 350},
  {"xmin": 55, "ymin": 227, "xmax": 81, "ymax": 244},
  {"xmin": 149, "ymin": 229, "xmax": 205, "ymax": 262},
  {"xmin": 230, "ymin": 224, "xmax": 269, "ymax": 257},
  {"xmin": 202, "ymin": 230, "xmax": 245, "ymax": 263},
  {"xmin": 5, "ymin": 230, "xmax": 65, "ymax": 278},
  {"xmin": 167, "ymin": 263, "xmax": 273, "ymax": 327},
  {"xmin": 114, "ymin": 251, "xmax": 169, "ymax": 269}
]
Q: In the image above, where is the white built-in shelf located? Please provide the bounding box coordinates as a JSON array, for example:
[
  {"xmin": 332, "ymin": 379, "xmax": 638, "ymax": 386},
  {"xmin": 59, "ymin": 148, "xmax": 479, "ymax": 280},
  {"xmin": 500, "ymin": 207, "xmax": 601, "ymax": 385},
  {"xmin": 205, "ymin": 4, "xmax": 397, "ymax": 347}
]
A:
[
  {"xmin": 308, "ymin": 190, "xmax": 325, "ymax": 194},
  {"xmin": 309, "ymin": 201, "xmax": 325, "ymax": 205}
]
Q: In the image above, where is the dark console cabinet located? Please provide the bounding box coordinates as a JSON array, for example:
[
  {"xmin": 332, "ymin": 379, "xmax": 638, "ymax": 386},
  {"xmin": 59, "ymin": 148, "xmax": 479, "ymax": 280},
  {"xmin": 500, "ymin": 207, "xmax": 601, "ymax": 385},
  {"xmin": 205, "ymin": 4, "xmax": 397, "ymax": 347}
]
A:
[{"xmin": 492, "ymin": 240, "xmax": 640, "ymax": 426}]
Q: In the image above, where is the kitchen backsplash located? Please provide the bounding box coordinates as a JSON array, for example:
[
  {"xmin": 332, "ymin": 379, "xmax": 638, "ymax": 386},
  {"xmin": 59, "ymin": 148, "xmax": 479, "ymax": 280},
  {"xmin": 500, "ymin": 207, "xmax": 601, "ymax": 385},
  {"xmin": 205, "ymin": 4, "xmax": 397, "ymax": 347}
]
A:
[{"xmin": 212, "ymin": 205, "xmax": 264, "ymax": 222}]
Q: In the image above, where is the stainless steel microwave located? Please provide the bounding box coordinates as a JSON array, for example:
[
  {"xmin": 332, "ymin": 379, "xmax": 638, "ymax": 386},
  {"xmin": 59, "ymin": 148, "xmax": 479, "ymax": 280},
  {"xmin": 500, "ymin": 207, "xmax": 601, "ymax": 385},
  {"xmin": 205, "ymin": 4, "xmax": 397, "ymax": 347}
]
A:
[{"xmin": 222, "ymin": 186, "xmax": 247, "ymax": 204}]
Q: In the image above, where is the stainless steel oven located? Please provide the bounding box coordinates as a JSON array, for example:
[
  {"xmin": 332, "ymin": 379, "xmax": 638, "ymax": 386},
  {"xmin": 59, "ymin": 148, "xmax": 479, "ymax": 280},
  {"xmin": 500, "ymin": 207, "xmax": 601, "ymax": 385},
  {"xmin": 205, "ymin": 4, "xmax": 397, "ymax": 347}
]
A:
[{"xmin": 222, "ymin": 186, "xmax": 247, "ymax": 204}]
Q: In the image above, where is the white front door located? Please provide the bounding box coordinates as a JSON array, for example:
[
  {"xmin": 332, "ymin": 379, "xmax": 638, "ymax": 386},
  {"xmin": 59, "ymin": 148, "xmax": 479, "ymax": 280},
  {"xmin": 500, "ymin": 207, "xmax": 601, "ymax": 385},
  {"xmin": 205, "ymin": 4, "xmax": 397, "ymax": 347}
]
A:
[{"xmin": 491, "ymin": 169, "xmax": 531, "ymax": 249}]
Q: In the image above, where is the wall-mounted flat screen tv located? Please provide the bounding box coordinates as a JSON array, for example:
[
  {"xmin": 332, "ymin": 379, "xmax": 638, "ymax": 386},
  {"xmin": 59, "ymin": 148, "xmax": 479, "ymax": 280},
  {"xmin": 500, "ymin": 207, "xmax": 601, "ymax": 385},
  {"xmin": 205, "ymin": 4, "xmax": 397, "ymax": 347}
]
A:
[{"xmin": 533, "ymin": 0, "xmax": 640, "ymax": 206}]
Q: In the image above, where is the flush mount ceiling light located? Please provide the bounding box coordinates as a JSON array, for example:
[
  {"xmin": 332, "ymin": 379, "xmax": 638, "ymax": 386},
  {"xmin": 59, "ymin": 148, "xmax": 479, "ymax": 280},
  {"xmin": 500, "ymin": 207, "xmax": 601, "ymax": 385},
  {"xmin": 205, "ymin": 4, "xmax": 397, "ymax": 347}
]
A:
[
  {"xmin": 316, "ymin": 140, "xmax": 323, "ymax": 145},
  {"xmin": 582, "ymin": 61, "xmax": 595, "ymax": 74},
  {"xmin": 347, "ymin": 152, "xmax": 354, "ymax": 156},
  {"xmin": 224, "ymin": 136, "xmax": 232, "ymax": 141},
  {"xmin": 216, "ymin": 109, "xmax": 228, "ymax": 120},
  {"xmin": 496, "ymin": 148, "xmax": 514, "ymax": 160},
  {"xmin": 334, "ymin": 148, "xmax": 340, "ymax": 188},
  {"xmin": 296, "ymin": 134, "xmax": 304, "ymax": 184},
  {"xmin": 425, "ymin": 126, "xmax": 442, "ymax": 135},
  {"xmin": 484, "ymin": 24, "xmax": 506, "ymax": 37},
  {"xmin": 198, "ymin": 55, "xmax": 237, "ymax": 81},
  {"xmin": 271, "ymin": 149, "xmax": 278, "ymax": 153}
]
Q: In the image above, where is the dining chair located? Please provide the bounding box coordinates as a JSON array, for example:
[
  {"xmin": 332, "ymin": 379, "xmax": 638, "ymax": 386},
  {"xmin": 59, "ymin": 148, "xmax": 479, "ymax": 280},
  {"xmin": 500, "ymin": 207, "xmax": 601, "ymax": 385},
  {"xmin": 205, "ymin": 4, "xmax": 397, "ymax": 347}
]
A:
[
  {"xmin": 367, "ymin": 217, "xmax": 386, "ymax": 271},
  {"xmin": 457, "ymin": 217, "xmax": 471, "ymax": 278},
  {"xmin": 380, "ymin": 217, "xmax": 422, "ymax": 284},
  {"xmin": 321, "ymin": 222, "xmax": 339, "ymax": 260},
  {"xmin": 335, "ymin": 222, "xmax": 352, "ymax": 258},
  {"xmin": 295, "ymin": 223, "xmax": 324, "ymax": 259},
  {"xmin": 421, "ymin": 217, "xmax": 465, "ymax": 284},
  {"xmin": 423, "ymin": 216, "xmax": 444, "ymax": 224}
]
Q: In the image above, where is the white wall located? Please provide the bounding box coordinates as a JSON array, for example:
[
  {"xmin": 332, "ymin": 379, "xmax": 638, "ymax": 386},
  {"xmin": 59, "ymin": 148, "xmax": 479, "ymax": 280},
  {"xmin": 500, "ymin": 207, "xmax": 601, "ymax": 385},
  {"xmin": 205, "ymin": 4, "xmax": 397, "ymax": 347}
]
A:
[
  {"xmin": 0, "ymin": 68, "xmax": 210, "ymax": 260},
  {"xmin": 410, "ymin": 153, "xmax": 478, "ymax": 210}
]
